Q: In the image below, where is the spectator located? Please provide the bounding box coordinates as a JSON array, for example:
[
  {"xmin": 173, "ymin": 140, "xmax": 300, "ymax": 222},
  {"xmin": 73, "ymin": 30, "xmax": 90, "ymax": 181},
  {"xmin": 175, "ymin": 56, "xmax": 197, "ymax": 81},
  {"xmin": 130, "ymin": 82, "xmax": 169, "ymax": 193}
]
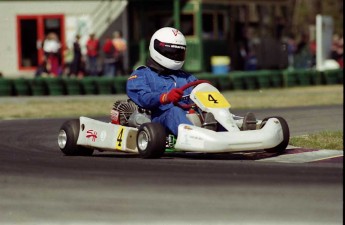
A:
[
  {"xmin": 42, "ymin": 32, "xmax": 61, "ymax": 77},
  {"xmin": 309, "ymin": 38, "xmax": 317, "ymax": 68},
  {"xmin": 296, "ymin": 33, "xmax": 309, "ymax": 55},
  {"xmin": 102, "ymin": 35, "xmax": 117, "ymax": 77},
  {"xmin": 237, "ymin": 33, "xmax": 249, "ymax": 71},
  {"xmin": 62, "ymin": 45, "xmax": 73, "ymax": 76},
  {"xmin": 244, "ymin": 49, "xmax": 257, "ymax": 71},
  {"xmin": 34, "ymin": 57, "xmax": 49, "ymax": 77},
  {"xmin": 69, "ymin": 35, "xmax": 84, "ymax": 77},
  {"xmin": 337, "ymin": 36, "xmax": 343, "ymax": 68},
  {"xmin": 286, "ymin": 34, "xmax": 297, "ymax": 69},
  {"xmin": 86, "ymin": 33, "xmax": 100, "ymax": 76},
  {"xmin": 294, "ymin": 33, "xmax": 312, "ymax": 69},
  {"xmin": 112, "ymin": 30, "xmax": 127, "ymax": 75},
  {"xmin": 331, "ymin": 34, "xmax": 344, "ymax": 68}
]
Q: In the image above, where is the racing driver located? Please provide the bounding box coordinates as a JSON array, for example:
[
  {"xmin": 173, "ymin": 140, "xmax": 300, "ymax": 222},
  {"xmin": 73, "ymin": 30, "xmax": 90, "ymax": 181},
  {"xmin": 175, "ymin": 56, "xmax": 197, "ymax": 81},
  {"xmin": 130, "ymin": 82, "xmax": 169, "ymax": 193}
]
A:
[{"xmin": 126, "ymin": 27, "xmax": 197, "ymax": 136}]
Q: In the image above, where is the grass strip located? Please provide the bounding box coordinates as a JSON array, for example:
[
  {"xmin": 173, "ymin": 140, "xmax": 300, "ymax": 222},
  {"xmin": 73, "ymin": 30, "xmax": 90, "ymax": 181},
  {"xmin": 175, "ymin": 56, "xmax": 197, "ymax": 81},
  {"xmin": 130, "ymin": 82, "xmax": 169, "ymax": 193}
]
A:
[
  {"xmin": 0, "ymin": 85, "xmax": 342, "ymax": 119},
  {"xmin": 290, "ymin": 131, "xmax": 343, "ymax": 150}
]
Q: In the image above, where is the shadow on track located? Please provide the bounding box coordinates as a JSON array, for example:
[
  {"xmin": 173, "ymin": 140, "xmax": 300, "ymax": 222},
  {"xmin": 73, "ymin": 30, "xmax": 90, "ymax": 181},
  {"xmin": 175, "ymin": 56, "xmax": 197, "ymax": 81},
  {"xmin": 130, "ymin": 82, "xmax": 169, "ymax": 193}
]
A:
[{"xmin": 89, "ymin": 150, "xmax": 278, "ymax": 160}]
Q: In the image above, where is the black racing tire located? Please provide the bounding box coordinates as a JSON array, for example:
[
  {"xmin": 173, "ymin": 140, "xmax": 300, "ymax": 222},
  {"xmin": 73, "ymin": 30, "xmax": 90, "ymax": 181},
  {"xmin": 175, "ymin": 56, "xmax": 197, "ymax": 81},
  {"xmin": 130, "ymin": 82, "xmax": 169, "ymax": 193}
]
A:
[
  {"xmin": 137, "ymin": 123, "xmax": 166, "ymax": 159},
  {"xmin": 58, "ymin": 119, "xmax": 94, "ymax": 156},
  {"xmin": 260, "ymin": 116, "xmax": 290, "ymax": 154}
]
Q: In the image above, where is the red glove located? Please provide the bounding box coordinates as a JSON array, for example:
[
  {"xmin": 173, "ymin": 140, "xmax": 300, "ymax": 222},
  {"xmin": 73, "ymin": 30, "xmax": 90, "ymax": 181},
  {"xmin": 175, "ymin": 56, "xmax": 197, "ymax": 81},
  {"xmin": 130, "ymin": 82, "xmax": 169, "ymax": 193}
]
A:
[{"xmin": 160, "ymin": 88, "xmax": 183, "ymax": 104}]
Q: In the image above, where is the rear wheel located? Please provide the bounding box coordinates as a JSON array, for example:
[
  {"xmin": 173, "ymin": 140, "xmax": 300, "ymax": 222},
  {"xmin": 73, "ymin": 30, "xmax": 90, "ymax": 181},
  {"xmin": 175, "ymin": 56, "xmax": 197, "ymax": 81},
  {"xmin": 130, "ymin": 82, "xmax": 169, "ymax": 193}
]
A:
[
  {"xmin": 260, "ymin": 116, "xmax": 290, "ymax": 154},
  {"xmin": 137, "ymin": 123, "xmax": 166, "ymax": 159},
  {"xmin": 58, "ymin": 119, "xmax": 94, "ymax": 156}
]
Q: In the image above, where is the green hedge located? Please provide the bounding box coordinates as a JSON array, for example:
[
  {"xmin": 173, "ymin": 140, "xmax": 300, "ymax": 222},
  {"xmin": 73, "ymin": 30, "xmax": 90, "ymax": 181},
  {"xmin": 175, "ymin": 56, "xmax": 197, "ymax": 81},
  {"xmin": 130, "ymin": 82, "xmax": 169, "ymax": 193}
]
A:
[
  {"xmin": 282, "ymin": 69, "xmax": 321, "ymax": 87},
  {"xmin": 62, "ymin": 77, "xmax": 82, "ymax": 95},
  {"xmin": 45, "ymin": 78, "xmax": 65, "ymax": 95},
  {"xmin": 113, "ymin": 76, "xmax": 129, "ymax": 94},
  {"xmin": 321, "ymin": 69, "xmax": 343, "ymax": 84},
  {"xmin": 12, "ymin": 78, "xmax": 31, "ymax": 96},
  {"xmin": 30, "ymin": 77, "xmax": 48, "ymax": 96},
  {"xmin": 0, "ymin": 78, "xmax": 13, "ymax": 96},
  {"xmin": 0, "ymin": 69, "xmax": 342, "ymax": 96}
]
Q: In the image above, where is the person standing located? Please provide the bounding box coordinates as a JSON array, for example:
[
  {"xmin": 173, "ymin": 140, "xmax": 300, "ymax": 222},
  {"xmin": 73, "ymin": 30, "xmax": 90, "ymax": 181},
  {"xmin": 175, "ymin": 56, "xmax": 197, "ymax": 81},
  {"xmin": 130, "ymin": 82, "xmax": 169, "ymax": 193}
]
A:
[
  {"xmin": 42, "ymin": 32, "xmax": 61, "ymax": 77},
  {"xmin": 62, "ymin": 44, "xmax": 73, "ymax": 76},
  {"xmin": 102, "ymin": 35, "xmax": 117, "ymax": 77},
  {"xmin": 112, "ymin": 30, "xmax": 127, "ymax": 76},
  {"xmin": 286, "ymin": 34, "xmax": 297, "ymax": 69},
  {"xmin": 86, "ymin": 33, "xmax": 100, "ymax": 76},
  {"xmin": 69, "ymin": 34, "xmax": 83, "ymax": 77},
  {"xmin": 331, "ymin": 34, "xmax": 344, "ymax": 68}
]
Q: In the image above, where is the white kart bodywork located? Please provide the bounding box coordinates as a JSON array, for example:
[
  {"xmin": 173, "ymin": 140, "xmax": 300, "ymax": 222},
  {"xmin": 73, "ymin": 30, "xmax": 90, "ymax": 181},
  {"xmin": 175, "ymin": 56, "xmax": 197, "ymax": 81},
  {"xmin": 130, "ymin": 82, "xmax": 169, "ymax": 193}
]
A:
[
  {"xmin": 77, "ymin": 117, "xmax": 138, "ymax": 153},
  {"xmin": 174, "ymin": 83, "xmax": 285, "ymax": 153},
  {"xmin": 75, "ymin": 82, "xmax": 286, "ymax": 154},
  {"xmin": 175, "ymin": 119, "xmax": 283, "ymax": 153}
]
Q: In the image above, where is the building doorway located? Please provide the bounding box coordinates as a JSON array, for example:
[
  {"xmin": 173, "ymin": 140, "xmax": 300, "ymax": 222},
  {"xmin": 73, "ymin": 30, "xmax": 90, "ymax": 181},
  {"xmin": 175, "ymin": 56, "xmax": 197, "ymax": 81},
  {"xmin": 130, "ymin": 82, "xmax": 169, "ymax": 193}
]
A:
[{"xmin": 17, "ymin": 15, "xmax": 65, "ymax": 71}]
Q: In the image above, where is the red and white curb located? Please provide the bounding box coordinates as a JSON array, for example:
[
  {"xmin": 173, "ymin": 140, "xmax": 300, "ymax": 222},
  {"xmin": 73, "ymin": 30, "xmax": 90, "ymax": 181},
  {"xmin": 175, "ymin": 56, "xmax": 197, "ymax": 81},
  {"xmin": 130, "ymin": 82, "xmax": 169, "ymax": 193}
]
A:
[{"xmin": 257, "ymin": 145, "xmax": 343, "ymax": 163}]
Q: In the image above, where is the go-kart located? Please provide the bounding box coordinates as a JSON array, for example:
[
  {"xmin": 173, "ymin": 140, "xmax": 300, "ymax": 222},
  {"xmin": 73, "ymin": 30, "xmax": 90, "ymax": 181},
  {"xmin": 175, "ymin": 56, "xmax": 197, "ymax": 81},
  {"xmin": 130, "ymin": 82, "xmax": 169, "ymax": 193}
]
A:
[{"xmin": 58, "ymin": 80, "xmax": 290, "ymax": 159}]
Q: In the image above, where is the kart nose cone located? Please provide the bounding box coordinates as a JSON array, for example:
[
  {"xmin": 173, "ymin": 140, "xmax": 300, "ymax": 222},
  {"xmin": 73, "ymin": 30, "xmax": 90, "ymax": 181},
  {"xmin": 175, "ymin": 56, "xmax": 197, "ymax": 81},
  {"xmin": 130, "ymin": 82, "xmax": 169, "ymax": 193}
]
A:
[{"xmin": 58, "ymin": 130, "xmax": 67, "ymax": 149}]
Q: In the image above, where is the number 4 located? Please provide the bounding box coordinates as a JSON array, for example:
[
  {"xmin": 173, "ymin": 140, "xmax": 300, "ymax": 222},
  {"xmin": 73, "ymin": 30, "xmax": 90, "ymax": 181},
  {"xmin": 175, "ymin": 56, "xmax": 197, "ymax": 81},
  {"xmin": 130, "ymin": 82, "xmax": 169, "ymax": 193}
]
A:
[
  {"xmin": 208, "ymin": 94, "xmax": 218, "ymax": 104},
  {"xmin": 116, "ymin": 127, "xmax": 124, "ymax": 149}
]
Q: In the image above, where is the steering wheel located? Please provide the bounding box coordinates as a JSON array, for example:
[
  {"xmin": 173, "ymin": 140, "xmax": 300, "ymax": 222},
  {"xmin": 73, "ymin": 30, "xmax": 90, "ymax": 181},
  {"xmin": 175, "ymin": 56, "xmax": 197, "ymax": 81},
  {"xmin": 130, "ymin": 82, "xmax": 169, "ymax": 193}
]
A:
[{"xmin": 174, "ymin": 80, "xmax": 211, "ymax": 109}]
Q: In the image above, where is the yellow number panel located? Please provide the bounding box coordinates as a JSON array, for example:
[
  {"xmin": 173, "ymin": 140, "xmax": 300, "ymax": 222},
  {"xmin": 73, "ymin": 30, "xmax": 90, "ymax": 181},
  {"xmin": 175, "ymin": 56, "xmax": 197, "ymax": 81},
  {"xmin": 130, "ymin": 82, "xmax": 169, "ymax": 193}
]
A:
[
  {"xmin": 116, "ymin": 126, "xmax": 125, "ymax": 150},
  {"xmin": 195, "ymin": 92, "xmax": 231, "ymax": 108}
]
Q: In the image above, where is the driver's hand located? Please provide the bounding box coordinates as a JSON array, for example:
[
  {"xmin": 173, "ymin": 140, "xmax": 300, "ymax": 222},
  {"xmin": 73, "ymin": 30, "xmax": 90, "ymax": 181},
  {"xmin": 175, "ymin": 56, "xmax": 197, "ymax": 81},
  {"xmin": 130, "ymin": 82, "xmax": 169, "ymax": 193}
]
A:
[{"xmin": 160, "ymin": 88, "xmax": 183, "ymax": 104}]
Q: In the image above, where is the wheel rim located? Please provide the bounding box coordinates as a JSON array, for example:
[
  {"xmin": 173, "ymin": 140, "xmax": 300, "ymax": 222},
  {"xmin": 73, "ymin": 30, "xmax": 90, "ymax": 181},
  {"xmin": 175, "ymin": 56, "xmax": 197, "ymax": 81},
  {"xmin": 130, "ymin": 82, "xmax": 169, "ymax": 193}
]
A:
[
  {"xmin": 58, "ymin": 130, "xmax": 67, "ymax": 149},
  {"xmin": 138, "ymin": 131, "xmax": 149, "ymax": 151}
]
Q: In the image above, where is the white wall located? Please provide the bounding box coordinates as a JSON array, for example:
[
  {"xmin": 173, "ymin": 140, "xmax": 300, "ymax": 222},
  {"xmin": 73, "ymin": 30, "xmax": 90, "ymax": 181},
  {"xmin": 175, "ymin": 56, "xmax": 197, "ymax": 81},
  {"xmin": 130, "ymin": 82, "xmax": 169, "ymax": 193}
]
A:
[{"xmin": 0, "ymin": 1, "xmax": 101, "ymax": 77}]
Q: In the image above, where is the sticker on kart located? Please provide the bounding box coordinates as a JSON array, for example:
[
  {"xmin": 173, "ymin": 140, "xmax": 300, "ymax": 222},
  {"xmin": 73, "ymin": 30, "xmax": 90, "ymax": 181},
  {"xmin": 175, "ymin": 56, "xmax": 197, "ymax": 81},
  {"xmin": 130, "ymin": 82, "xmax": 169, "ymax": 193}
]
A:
[
  {"xmin": 195, "ymin": 91, "xmax": 231, "ymax": 108},
  {"xmin": 86, "ymin": 130, "xmax": 98, "ymax": 142},
  {"xmin": 115, "ymin": 126, "xmax": 125, "ymax": 150}
]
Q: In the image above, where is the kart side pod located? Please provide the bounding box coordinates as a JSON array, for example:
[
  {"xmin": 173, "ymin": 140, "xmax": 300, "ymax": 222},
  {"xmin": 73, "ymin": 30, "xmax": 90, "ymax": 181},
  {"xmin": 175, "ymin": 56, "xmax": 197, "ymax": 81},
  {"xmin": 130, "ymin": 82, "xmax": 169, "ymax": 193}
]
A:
[
  {"xmin": 77, "ymin": 116, "xmax": 139, "ymax": 153},
  {"xmin": 174, "ymin": 117, "xmax": 286, "ymax": 153}
]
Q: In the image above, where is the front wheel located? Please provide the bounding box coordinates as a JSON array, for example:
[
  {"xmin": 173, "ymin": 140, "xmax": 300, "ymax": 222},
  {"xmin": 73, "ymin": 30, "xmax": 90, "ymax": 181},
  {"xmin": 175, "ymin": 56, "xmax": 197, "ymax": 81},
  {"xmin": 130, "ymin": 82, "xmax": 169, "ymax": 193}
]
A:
[
  {"xmin": 260, "ymin": 116, "xmax": 290, "ymax": 154},
  {"xmin": 137, "ymin": 123, "xmax": 166, "ymax": 159},
  {"xmin": 58, "ymin": 119, "xmax": 94, "ymax": 156}
]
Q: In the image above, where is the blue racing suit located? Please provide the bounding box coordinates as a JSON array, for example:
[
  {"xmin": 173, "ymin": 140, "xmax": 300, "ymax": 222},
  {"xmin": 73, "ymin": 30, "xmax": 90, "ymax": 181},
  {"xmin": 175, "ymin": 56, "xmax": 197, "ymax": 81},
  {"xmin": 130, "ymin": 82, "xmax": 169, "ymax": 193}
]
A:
[{"xmin": 126, "ymin": 66, "xmax": 198, "ymax": 135}]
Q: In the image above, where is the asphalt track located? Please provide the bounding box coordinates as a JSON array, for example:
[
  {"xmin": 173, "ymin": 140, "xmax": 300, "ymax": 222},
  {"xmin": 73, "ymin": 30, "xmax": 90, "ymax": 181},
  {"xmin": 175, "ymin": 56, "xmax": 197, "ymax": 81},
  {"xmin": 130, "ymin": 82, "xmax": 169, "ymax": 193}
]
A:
[{"xmin": 0, "ymin": 105, "xmax": 343, "ymax": 225}]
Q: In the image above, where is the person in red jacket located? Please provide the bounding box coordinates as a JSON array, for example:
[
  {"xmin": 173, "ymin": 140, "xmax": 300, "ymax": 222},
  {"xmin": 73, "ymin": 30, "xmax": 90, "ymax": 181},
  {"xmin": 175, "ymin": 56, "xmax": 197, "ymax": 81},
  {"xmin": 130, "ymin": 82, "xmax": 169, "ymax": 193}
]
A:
[
  {"xmin": 86, "ymin": 33, "xmax": 99, "ymax": 76},
  {"xmin": 102, "ymin": 35, "xmax": 117, "ymax": 76},
  {"xmin": 112, "ymin": 30, "xmax": 127, "ymax": 75}
]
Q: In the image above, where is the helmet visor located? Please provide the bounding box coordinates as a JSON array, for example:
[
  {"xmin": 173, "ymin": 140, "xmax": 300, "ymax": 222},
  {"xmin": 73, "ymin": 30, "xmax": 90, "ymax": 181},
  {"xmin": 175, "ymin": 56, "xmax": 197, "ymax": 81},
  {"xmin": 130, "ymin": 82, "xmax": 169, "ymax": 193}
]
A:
[{"xmin": 154, "ymin": 39, "xmax": 186, "ymax": 61}]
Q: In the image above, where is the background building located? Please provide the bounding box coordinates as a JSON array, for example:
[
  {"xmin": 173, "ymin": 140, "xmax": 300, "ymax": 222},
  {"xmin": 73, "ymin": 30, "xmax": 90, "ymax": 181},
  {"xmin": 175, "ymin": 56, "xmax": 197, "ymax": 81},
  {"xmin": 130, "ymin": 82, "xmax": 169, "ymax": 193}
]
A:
[
  {"xmin": 0, "ymin": 0, "xmax": 127, "ymax": 77},
  {"xmin": 0, "ymin": 0, "xmax": 342, "ymax": 77}
]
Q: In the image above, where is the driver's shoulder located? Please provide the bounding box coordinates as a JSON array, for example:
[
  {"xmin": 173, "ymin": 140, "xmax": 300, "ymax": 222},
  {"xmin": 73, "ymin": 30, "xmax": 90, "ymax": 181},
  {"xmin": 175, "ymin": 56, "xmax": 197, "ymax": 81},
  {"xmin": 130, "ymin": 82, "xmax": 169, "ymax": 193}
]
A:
[
  {"xmin": 129, "ymin": 66, "xmax": 159, "ymax": 82},
  {"xmin": 134, "ymin": 65, "xmax": 147, "ymax": 71},
  {"xmin": 133, "ymin": 65, "xmax": 160, "ymax": 76}
]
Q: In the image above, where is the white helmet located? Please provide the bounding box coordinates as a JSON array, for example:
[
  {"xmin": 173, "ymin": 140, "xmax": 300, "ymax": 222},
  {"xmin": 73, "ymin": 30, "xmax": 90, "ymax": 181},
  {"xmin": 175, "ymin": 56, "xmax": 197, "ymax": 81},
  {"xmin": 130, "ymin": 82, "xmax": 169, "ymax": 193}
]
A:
[{"xmin": 149, "ymin": 27, "xmax": 186, "ymax": 70}]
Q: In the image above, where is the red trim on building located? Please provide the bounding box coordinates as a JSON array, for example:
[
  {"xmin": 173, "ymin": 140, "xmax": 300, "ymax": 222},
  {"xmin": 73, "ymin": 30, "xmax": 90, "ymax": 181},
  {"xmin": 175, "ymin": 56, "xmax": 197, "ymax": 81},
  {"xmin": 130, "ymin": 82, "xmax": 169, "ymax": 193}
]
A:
[{"xmin": 16, "ymin": 14, "xmax": 65, "ymax": 72}]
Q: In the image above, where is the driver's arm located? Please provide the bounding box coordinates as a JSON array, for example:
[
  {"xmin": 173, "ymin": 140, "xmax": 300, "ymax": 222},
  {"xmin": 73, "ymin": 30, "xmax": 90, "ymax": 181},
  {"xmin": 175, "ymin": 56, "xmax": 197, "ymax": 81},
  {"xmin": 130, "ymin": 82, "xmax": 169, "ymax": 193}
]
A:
[
  {"xmin": 126, "ymin": 70, "xmax": 163, "ymax": 109},
  {"xmin": 184, "ymin": 73, "xmax": 199, "ymax": 95}
]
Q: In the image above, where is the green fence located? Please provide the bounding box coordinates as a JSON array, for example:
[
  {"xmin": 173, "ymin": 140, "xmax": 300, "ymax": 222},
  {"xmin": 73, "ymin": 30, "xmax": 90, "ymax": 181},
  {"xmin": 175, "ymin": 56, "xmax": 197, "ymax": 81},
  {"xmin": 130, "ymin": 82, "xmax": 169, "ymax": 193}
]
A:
[
  {"xmin": 62, "ymin": 77, "xmax": 82, "ymax": 95},
  {"xmin": 0, "ymin": 78, "xmax": 13, "ymax": 96},
  {"xmin": 321, "ymin": 69, "xmax": 343, "ymax": 84},
  {"xmin": 0, "ymin": 69, "xmax": 343, "ymax": 97},
  {"xmin": 12, "ymin": 78, "xmax": 31, "ymax": 96},
  {"xmin": 282, "ymin": 69, "xmax": 322, "ymax": 87}
]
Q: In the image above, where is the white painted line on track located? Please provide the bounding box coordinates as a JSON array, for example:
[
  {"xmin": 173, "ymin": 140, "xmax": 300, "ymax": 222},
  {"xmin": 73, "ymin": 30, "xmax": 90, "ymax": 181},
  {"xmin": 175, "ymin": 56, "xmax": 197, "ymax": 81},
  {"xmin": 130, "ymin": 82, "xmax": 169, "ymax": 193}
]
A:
[{"xmin": 257, "ymin": 149, "xmax": 343, "ymax": 163}]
